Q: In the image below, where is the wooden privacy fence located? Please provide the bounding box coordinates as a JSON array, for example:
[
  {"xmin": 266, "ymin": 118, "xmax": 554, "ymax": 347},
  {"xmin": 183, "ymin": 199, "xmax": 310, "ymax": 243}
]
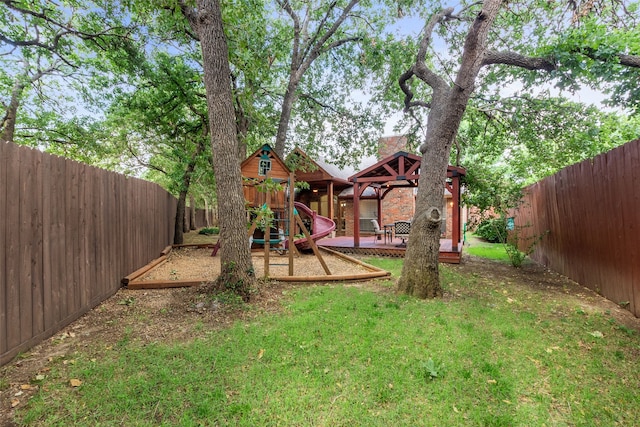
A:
[
  {"xmin": 1, "ymin": 141, "xmax": 177, "ymax": 365},
  {"xmin": 513, "ymin": 139, "xmax": 640, "ymax": 317},
  {"xmin": 185, "ymin": 205, "xmax": 218, "ymax": 231}
]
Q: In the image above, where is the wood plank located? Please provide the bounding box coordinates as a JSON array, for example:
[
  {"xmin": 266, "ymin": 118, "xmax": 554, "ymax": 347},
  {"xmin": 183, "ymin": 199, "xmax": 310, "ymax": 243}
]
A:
[
  {"xmin": 618, "ymin": 143, "xmax": 639, "ymax": 315},
  {"xmin": 62, "ymin": 161, "xmax": 78, "ymax": 319},
  {"xmin": 127, "ymin": 279, "xmax": 208, "ymax": 290},
  {"xmin": 105, "ymin": 170, "xmax": 116, "ymax": 299},
  {"xmin": 5, "ymin": 143, "xmax": 21, "ymax": 349},
  {"xmin": 115, "ymin": 174, "xmax": 125, "ymax": 284},
  {"xmin": 122, "ymin": 256, "xmax": 168, "ymax": 285},
  {"xmin": 18, "ymin": 147, "xmax": 34, "ymax": 343},
  {"xmin": 0, "ymin": 142, "xmax": 9, "ymax": 354},
  {"xmin": 294, "ymin": 213, "xmax": 331, "ymax": 275},
  {"xmin": 30, "ymin": 147, "xmax": 44, "ymax": 336},
  {"xmin": 628, "ymin": 141, "xmax": 640, "ymax": 316},
  {"xmin": 591, "ymin": 152, "xmax": 610, "ymax": 296},
  {"xmin": 92, "ymin": 167, "xmax": 101, "ymax": 299},
  {"xmin": 53, "ymin": 155, "xmax": 67, "ymax": 323},
  {"xmin": 41, "ymin": 152, "xmax": 54, "ymax": 331},
  {"xmin": 605, "ymin": 146, "xmax": 629, "ymax": 305},
  {"xmin": 78, "ymin": 164, "xmax": 89, "ymax": 309}
]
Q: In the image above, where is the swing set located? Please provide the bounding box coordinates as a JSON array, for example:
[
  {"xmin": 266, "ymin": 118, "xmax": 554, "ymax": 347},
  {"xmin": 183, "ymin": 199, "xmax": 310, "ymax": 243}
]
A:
[{"xmin": 240, "ymin": 144, "xmax": 331, "ymax": 278}]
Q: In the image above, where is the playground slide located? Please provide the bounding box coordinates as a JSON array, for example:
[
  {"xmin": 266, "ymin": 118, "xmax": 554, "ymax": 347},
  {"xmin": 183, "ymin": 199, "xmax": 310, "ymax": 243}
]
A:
[{"xmin": 288, "ymin": 201, "xmax": 336, "ymax": 250}]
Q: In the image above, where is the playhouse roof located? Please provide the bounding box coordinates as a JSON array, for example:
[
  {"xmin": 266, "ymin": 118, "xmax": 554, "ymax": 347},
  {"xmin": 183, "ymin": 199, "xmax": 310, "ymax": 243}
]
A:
[{"xmin": 241, "ymin": 144, "xmax": 290, "ymax": 181}]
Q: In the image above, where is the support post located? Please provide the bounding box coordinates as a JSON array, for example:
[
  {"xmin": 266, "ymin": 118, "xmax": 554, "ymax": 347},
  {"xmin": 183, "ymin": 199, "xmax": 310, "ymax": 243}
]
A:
[{"xmin": 288, "ymin": 172, "xmax": 295, "ymax": 276}]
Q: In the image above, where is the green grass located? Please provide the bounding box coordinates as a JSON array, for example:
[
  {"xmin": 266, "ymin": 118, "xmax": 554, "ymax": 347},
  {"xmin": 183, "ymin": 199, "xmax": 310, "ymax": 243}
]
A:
[
  {"xmin": 465, "ymin": 236, "xmax": 512, "ymax": 262},
  {"xmin": 17, "ymin": 266, "xmax": 640, "ymax": 426},
  {"xmin": 363, "ymin": 257, "xmax": 403, "ymax": 277}
]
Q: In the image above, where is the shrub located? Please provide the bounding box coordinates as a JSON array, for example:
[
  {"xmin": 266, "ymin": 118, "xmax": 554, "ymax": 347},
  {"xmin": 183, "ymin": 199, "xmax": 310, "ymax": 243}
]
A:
[
  {"xmin": 475, "ymin": 218, "xmax": 506, "ymax": 243},
  {"xmin": 198, "ymin": 227, "xmax": 219, "ymax": 235}
]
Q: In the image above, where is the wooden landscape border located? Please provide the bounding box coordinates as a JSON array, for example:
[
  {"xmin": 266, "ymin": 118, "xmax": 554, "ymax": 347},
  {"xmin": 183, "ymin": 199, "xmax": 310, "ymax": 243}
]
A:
[{"xmin": 125, "ymin": 244, "xmax": 390, "ymax": 290}]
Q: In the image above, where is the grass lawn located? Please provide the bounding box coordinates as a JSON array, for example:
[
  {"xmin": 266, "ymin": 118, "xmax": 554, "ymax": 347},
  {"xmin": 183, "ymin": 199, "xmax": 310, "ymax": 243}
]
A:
[
  {"xmin": 13, "ymin": 258, "xmax": 640, "ymax": 426},
  {"xmin": 465, "ymin": 235, "xmax": 513, "ymax": 263}
]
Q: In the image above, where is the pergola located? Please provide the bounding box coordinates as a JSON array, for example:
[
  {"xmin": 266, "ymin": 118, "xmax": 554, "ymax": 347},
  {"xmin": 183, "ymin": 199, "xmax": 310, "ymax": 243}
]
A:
[{"xmin": 348, "ymin": 151, "xmax": 466, "ymax": 249}]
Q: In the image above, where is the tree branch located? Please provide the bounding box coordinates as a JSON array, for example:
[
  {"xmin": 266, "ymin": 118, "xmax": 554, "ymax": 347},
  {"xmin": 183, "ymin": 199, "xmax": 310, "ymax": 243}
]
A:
[
  {"xmin": 301, "ymin": 0, "xmax": 337, "ymax": 61},
  {"xmin": 178, "ymin": 0, "xmax": 199, "ymax": 32},
  {"xmin": 398, "ymin": 66, "xmax": 432, "ymax": 112},
  {"xmin": 322, "ymin": 36, "xmax": 363, "ymax": 52},
  {"xmin": 277, "ymin": 0, "xmax": 302, "ymax": 69},
  {"xmin": 411, "ymin": 8, "xmax": 452, "ymax": 92},
  {"xmin": 299, "ymin": 92, "xmax": 341, "ymax": 113},
  {"xmin": 482, "ymin": 50, "xmax": 556, "ymax": 71},
  {"xmin": 303, "ymin": 0, "xmax": 360, "ymax": 69},
  {"xmin": 619, "ymin": 53, "xmax": 640, "ymax": 68}
]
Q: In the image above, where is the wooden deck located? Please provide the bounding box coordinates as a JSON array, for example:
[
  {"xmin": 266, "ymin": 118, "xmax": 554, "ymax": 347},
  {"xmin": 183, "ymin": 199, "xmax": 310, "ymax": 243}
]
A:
[{"xmin": 316, "ymin": 235, "xmax": 463, "ymax": 264}]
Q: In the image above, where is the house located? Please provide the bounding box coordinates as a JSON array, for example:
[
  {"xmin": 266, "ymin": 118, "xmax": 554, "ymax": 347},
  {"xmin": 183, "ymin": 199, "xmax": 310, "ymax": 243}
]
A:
[{"xmin": 289, "ymin": 136, "xmax": 466, "ymax": 242}]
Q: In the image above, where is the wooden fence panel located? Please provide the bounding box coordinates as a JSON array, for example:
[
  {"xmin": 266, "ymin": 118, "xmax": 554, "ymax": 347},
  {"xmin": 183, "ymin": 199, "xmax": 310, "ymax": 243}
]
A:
[
  {"xmin": 517, "ymin": 139, "xmax": 640, "ymax": 317},
  {"xmin": 628, "ymin": 142, "xmax": 640, "ymax": 314},
  {"xmin": 1, "ymin": 142, "xmax": 178, "ymax": 365},
  {"xmin": 6, "ymin": 143, "xmax": 21, "ymax": 351},
  {"xmin": 41, "ymin": 151, "xmax": 52, "ymax": 332},
  {"xmin": 0, "ymin": 142, "xmax": 8, "ymax": 355}
]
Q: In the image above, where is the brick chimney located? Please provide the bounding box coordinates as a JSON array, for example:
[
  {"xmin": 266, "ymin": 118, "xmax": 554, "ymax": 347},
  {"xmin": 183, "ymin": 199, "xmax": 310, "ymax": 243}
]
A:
[{"xmin": 378, "ymin": 135, "xmax": 407, "ymax": 159}]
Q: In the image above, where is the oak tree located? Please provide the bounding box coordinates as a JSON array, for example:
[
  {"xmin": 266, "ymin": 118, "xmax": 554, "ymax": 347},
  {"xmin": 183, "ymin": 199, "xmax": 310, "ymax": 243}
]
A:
[{"xmin": 397, "ymin": 0, "xmax": 640, "ymax": 298}]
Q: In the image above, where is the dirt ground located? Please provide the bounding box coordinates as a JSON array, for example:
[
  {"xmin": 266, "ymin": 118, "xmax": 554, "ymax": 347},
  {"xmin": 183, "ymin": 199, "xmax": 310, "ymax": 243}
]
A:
[
  {"xmin": 135, "ymin": 246, "xmax": 377, "ymax": 282},
  {"xmin": 2, "ymin": 232, "xmax": 639, "ymax": 425}
]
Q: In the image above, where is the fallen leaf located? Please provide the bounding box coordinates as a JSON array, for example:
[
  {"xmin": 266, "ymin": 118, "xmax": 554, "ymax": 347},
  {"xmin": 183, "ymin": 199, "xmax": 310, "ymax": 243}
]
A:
[
  {"xmin": 11, "ymin": 399, "xmax": 20, "ymax": 408},
  {"xmin": 453, "ymin": 405, "xmax": 460, "ymax": 413},
  {"xmin": 487, "ymin": 379, "xmax": 497, "ymax": 384},
  {"xmin": 589, "ymin": 331, "xmax": 604, "ymax": 338},
  {"xmin": 14, "ymin": 391, "xmax": 23, "ymax": 397},
  {"xmin": 20, "ymin": 384, "xmax": 32, "ymax": 390},
  {"xmin": 502, "ymin": 400, "xmax": 512, "ymax": 404},
  {"xmin": 257, "ymin": 349, "xmax": 264, "ymax": 359},
  {"xmin": 69, "ymin": 378, "xmax": 82, "ymax": 387},
  {"xmin": 35, "ymin": 374, "xmax": 46, "ymax": 381}
]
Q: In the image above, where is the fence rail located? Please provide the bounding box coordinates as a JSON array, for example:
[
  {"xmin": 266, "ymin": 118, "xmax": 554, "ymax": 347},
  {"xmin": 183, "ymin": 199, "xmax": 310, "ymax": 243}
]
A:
[
  {"xmin": 514, "ymin": 139, "xmax": 640, "ymax": 317},
  {"xmin": 1, "ymin": 141, "xmax": 178, "ymax": 365}
]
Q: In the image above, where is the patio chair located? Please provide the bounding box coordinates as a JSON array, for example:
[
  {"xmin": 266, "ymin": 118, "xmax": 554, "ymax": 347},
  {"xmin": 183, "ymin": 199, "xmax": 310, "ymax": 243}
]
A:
[
  {"xmin": 394, "ymin": 220, "xmax": 411, "ymax": 246},
  {"xmin": 371, "ymin": 219, "xmax": 387, "ymax": 243}
]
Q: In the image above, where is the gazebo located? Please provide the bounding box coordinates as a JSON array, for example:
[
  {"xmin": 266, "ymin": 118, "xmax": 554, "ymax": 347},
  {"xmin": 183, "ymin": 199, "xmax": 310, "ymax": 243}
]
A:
[{"xmin": 348, "ymin": 151, "xmax": 466, "ymax": 256}]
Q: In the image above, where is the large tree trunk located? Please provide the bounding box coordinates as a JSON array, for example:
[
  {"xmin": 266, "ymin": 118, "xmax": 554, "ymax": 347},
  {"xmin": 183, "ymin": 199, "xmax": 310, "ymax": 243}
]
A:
[
  {"xmin": 0, "ymin": 80, "xmax": 26, "ymax": 143},
  {"xmin": 187, "ymin": 0, "xmax": 255, "ymax": 298},
  {"xmin": 175, "ymin": 191, "xmax": 188, "ymax": 244},
  {"xmin": 399, "ymin": 0, "xmax": 501, "ymax": 298},
  {"xmin": 173, "ymin": 142, "xmax": 203, "ymax": 244},
  {"xmin": 274, "ymin": 79, "xmax": 299, "ymax": 157},
  {"xmin": 398, "ymin": 93, "xmax": 454, "ymax": 298},
  {"xmin": 189, "ymin": 194, "xmax": 197, "ymax": 230},
  {"xmin": 1, "ymin": 66, "xmax": 54, "ymax": 143}
]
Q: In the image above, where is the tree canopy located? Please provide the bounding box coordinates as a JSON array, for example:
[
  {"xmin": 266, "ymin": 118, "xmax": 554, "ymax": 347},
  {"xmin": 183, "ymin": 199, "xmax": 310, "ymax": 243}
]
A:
[{"xmin": 2, "ymin": 0, "xmax": 639, "ymax": 301}]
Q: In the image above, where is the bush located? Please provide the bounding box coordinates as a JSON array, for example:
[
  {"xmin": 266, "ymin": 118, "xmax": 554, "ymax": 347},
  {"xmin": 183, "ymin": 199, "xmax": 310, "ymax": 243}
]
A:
[
  {"xmin": 198, "ymin": 227, "xmax": 219, "ymax": 235},
  {"xmin": 475, "ymin": 218, "xmax": 506, "ymax": 243}
]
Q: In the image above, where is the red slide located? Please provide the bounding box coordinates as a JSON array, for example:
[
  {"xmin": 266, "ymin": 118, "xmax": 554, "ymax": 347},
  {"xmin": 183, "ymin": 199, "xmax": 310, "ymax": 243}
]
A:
[{"xmin": 288, "ymin": 202, "xmax": 336, "ymax": 250}]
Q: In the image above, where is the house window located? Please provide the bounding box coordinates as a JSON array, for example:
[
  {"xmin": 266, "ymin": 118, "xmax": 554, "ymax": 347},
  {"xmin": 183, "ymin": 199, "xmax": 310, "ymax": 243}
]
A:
[{"xmin": 258, "ymin": 158, "xmax": 272, "ymax": 176}]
